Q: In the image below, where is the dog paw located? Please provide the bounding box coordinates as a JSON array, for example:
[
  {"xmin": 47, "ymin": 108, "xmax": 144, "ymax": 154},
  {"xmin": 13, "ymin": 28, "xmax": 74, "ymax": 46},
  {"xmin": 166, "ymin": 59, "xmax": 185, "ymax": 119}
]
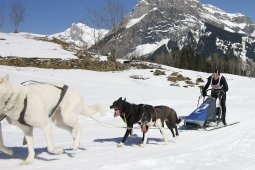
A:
[
  {"xmin": 20, "ymin": 160, "xmax": 33, "ymax": 166},
  {"xmin": 55, "ymin": 147, "xmax": 64, "ymax": 154},
  {"xmin": 48, "ymin": 147, "xmax": 64, "ymax": 154},
  {"xmin": 73, "ymin": 142, "xmax": 80, "ymax": 150},
  {"xmin": 139, "ymin": 143, "xmax": 146, "ymax": 148},
  {"xmin": 117, "ymin": 142, "xmax": 124, "ymax": 147},
  {"xmin": 130, "ymin": 134, "xmax": 138, "ymax": 137},
  {"xmin": 20, "ymin": 156, "xmax": 34, "ymax": 166},
  {"xmin": 73, "ymin": 145, "xmax": 79, "ymax": 150}
]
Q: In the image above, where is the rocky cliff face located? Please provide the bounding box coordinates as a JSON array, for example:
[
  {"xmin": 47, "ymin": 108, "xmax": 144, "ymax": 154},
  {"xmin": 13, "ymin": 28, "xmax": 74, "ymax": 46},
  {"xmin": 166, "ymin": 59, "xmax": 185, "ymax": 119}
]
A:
[{"xmin": 97, "ymin": 0, "xmax": 255, "ymax": 61}]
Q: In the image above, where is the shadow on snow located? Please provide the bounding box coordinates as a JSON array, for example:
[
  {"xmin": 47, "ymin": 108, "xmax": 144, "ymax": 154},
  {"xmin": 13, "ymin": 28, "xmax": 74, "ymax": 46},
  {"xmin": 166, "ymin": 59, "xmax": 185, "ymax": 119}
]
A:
[
  {"xmin": 0, "ymin": 146, "xmax": 83, "ymax": 161},
  {"xmin": 94, "ymin": 136, "xmax": 164, "ymax": 146}
]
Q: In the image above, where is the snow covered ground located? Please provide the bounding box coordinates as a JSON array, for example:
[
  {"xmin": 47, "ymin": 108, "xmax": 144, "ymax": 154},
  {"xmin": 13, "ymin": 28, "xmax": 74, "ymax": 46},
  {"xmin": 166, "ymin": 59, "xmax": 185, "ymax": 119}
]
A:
[
  {"xmin": 0, "ymin": 64, "xmax": 255, "ymax": 170},
  {"xmin": 0, "ymin": 31, "xmax": 254, "ymax": 169},
  {"xmin": 0, "ymin": 32, "xmax": 77, "ymax": 59}
]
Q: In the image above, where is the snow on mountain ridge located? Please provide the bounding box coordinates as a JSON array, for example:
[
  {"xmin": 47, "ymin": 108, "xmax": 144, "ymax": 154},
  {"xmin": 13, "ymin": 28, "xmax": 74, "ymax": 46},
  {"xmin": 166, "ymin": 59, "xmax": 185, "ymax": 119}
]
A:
[
  {"xmin": 203, "ymin": 4, "xmax": 227, "ymax": 14},
  {"xmin": 201, "ymin": 3, "xmax": 252, "ymax": 32},
  {"xmin": 51, "ymin": 23, "xmax": 109, "ymax": 48},
  {"xmin": 203, "ymin": 3, "xmax": 246, "ymax": 20},
  {"xmin": 125, "ymin": 0, "xmax": 254, "ymax": 35}
]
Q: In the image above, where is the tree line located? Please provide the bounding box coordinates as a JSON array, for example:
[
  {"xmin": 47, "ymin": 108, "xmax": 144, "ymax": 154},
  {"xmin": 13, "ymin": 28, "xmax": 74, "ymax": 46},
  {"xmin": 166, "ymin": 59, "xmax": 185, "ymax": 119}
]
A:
[{"xmin": 145, "ymin": 46, "xmax": 255, "ymax": 77}]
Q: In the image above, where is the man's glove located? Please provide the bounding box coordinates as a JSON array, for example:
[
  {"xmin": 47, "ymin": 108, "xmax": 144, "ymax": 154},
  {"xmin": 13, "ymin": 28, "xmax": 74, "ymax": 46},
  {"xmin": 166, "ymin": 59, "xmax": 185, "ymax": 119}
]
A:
[{"xmin": 202, "ymin": 90, "xmax": 207, "ymax": 97}]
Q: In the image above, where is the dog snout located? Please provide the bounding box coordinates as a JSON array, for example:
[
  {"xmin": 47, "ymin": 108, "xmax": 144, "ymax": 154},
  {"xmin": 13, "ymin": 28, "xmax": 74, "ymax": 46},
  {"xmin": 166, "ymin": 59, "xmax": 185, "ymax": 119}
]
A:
[
  {"xmin": 113, "ymin": 108, "xmax": 120, "ymax": 117},
  {"xmin": 110, "ymin": 105, "xmax": 113, "ymax": 109}
]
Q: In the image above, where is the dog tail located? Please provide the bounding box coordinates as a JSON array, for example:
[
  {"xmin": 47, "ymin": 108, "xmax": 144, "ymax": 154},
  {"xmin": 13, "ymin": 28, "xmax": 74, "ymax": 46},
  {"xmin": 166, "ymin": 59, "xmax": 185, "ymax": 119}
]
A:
[
  {"xmin": 175, "ymin": 112, "xmax": 182, "ymax": 124},
  {"xmin": 82, "ymin": 102, "xmax": 106, "ymax": 117},
  {"xmin": 177, "ymin": 117, "xmax": 182, "ymax": 124}
]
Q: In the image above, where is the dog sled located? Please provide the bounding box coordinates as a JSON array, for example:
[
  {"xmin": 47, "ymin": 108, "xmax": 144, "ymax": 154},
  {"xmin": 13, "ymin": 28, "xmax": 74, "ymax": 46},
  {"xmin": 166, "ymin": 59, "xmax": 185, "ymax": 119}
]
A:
[{"xmin": 184, "ymin": 89, "xmax": 238, "ymax": 130}]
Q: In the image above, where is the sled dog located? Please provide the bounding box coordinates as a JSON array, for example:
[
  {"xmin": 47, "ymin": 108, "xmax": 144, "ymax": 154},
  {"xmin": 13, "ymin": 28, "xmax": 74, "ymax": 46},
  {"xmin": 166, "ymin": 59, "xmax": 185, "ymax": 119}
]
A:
[
  {"xmin": 139, "ymin": 105, "xmax": 182, "ymax": 146},
  {"xmin": 0, "ymin": 75, "xmax": 102, "ymax": 164},
  {"xmin": 110, "ymin": 97, "xmax": 151, "ymax": 147},
  {"xmin": 110, "ymin": 97, "xmax": 181, "ymax": 147}
]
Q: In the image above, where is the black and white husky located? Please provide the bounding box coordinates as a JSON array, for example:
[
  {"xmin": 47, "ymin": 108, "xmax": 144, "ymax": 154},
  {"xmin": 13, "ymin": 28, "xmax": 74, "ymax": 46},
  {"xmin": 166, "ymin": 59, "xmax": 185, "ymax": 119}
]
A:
[
  {"xmin": 139, "ymin": 105, "xmax": 182, "ymax": 146},
  {"xmin": 0, "ymin": 75, "xmax": 103, "ymax": 164},
  {"xmin": 110, "ymin": 97, "xmax": 181, "ymax": 147}
]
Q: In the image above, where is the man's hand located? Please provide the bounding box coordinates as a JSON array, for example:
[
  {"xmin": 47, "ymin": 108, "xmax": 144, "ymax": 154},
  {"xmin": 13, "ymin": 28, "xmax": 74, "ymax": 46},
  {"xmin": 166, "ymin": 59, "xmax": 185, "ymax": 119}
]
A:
[{"xmin": 202, "ymin": 90, "xmax": 207, "ymax": 97}]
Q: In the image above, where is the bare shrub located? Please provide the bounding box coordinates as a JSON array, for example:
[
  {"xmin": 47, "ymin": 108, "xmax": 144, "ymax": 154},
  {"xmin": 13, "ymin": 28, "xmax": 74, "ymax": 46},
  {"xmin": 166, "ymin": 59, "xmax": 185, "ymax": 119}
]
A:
[{"xmin": 153, "ymin": 69, "xmax": 166, "ymax": 76}]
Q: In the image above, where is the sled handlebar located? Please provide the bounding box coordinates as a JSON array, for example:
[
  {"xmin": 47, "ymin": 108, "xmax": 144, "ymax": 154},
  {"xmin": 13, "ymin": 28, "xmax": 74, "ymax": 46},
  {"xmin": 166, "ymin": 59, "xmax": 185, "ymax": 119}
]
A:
[
  {"xmin": 197, "ymin": 89, "xmax": 225, "ymax": 108},
  {"xmin": 200, "ymin": 89, "xmax": 225, "ymax": 95}
]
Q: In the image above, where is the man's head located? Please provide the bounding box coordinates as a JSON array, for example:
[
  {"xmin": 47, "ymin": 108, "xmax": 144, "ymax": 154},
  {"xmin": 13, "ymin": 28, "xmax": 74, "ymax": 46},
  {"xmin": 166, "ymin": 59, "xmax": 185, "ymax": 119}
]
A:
[{"xmin": 212, "ymin": 68, "xmax": 220, "ymax": 80}]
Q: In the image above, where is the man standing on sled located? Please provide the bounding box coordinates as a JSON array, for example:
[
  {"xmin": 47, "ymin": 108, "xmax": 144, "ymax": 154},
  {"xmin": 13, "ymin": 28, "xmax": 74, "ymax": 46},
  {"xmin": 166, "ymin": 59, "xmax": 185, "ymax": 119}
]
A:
[{"xmin": 202, "ymin": 68, "xmax": 229, "ymax": 125}]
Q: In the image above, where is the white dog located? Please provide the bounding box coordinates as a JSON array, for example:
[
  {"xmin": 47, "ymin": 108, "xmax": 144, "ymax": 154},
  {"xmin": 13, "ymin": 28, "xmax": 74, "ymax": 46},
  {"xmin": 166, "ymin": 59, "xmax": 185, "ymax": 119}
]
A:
[{"xmin": 0, "ymin": 75, "xmax": 103, "ymax": 164}]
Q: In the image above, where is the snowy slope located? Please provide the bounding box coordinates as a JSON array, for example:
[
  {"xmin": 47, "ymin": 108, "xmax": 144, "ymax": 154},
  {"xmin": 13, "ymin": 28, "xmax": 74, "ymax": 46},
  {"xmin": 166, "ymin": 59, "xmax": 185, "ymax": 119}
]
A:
[
  {"xmin": 0, "ymin": 23, "xmax": 109, "ymax": 59},
  {"xmin": 0, "ymin": 26, "xmax": 254, "ymax": 170},
  {"xmin": 0, "ymin": 64, "xmax": 254, "ymax": 170},
  {"xmin": 0, "ymin": 32, "xmax": 77, "ymax": 59}
]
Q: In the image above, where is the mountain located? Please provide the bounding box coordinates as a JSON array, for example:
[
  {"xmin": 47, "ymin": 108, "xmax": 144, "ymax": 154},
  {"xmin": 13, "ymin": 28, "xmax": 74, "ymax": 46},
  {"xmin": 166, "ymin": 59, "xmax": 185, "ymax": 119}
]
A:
[
  {"xmin": 51, "ymin": 23, "xmax": 109, "ymax": 48},
  {"xmin": 97, "ymin": 0, "xmax": 255, "ymax": 61}
]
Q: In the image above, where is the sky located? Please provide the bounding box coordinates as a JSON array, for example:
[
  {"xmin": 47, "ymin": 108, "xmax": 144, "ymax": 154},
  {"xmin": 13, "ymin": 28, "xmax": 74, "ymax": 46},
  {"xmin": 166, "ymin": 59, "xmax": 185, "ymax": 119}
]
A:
[{"xmin": 0, "ymin": 0, "xmax": 255, "ymax": 35}]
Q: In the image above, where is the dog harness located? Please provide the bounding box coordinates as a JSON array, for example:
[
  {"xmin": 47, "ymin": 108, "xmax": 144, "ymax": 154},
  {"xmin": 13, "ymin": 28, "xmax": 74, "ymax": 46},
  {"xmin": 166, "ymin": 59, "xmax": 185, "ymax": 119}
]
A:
[
  {"xmin": 151, "ymin": 108, "xmax": 158, "ymax": 126},
  {"xmin": 140, "ymin": 106, "xmax": 158, "ymax": 126},
  {"xmin": 18, "ymin": 97, "xmax": 29, "ymax": 126},
  {"xmin": 18, "ymin": 83, "xmax": 68, "ymax": 127}
]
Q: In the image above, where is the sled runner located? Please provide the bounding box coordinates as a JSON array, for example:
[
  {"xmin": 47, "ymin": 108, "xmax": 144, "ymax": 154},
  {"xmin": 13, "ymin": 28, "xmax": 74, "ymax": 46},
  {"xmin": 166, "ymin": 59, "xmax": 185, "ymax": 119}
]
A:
[{"xmin": 203, "ymin": 121, "xmax": 240, "ymax": 131}]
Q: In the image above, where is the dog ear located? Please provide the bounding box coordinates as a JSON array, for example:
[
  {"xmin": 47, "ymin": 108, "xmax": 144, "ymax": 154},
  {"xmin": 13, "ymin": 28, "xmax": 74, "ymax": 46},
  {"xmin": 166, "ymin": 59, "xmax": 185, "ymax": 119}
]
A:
[
  {"xmin": 118, "ymin": 97, "xmax": 122, "ymax": 101},
  {"xmin": 124, "ymin": 97, "xmax": 126, "ymax": 101}
]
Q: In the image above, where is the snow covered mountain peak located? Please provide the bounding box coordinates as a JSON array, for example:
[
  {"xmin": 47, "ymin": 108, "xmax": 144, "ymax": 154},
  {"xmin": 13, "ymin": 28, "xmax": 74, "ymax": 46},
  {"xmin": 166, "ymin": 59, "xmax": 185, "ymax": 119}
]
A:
[
  {"xmin": 51, "ymin": 23, "xmax": 109, "ymax": 48},
  {"xmin": 126, "ymin": 0, "xmax": 254, "ymax": 33},
  {"xmin": 98, "ymin": 0, "xmax": 255, "ymax": 62},
  {"xmin": 202, "ymin": 4, "xmax": 226, "ymax": 14}
]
